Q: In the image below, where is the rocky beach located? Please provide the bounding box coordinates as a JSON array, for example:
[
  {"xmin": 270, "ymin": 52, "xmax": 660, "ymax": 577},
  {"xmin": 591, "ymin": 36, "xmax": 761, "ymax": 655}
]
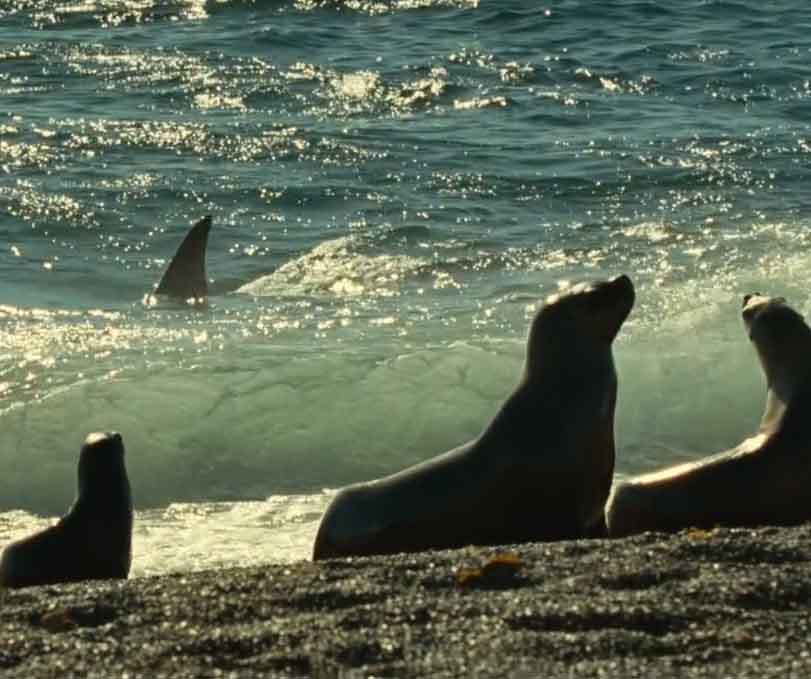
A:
[{"xmin": 2, "ymin": 525, "xmax": 811, "ymax": 678}]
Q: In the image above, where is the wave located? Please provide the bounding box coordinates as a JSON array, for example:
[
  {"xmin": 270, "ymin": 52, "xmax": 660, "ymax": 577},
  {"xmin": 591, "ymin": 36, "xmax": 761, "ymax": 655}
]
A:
[
  {"xmin": 2, "ymin": 242, "xmax": 809, "ymax": 516},
  {"xmin": 238, "ymin": 235, "xmax": 431, "ymax": 297}
]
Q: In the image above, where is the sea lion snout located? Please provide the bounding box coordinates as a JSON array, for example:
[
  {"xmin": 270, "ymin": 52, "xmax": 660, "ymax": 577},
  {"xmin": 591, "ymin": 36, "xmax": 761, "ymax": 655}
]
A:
[
  {"xmin": 610, "ymin": 273, "xmax": 633, "ymax": 291},
  {"xmin": 742, "ymin": 293, "xmax": 785, "ymax": 310},
  {"xmin": 83, "ymin": 431, "xmax": 125, "ymax": 453},
  {"xmin": 593, "ymin": 273, "xmax": 634, "ymax": 308},
  {"xmin": 608, "ymin": 273, "xmax": 635, "ymax": 310},
  {"xmin": 589, "ymin": 273, "xmax": 633, "ymax": 297},
  {"xmin": 590, "ymin": 273, "xmax": 635, "ymax": 341},
  {"xmin": 85, "ymin": 431, "xmax": 119, "ymax": 444},
  {"xmin": 742, "ymin": 294, "xmax": 791, "ymax": 337}
]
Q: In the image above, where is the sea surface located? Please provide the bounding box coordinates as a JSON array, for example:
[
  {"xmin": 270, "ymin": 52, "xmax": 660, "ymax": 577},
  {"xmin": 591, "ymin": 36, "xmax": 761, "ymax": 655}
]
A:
[{"xmin": 1, "ymin": 0, "xmax": 810, "ymax": 576}]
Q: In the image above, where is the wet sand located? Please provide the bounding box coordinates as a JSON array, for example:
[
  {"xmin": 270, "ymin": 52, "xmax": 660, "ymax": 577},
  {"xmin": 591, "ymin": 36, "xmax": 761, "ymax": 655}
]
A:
[{"xmin": 3, "ymin": 525, "xmax": 811, "ymax": 678}]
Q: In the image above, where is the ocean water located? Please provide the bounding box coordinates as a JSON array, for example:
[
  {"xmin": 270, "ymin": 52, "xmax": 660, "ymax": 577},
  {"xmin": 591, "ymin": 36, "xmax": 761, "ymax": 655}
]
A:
[{"xmin": 1, "ymin": 0, "xmax": 810, "ymax": 576}]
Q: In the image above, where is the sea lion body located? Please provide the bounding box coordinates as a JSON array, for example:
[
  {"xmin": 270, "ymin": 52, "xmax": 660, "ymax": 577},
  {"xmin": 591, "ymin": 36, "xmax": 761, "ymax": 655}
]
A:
[
  {"xmin": 606, "ymin": 294, "xmax": 811, "ymax": 537},
  {"xmin": 314, "ymin": 274, "xmax": 635, "ymax": 559},
  {"xmin": 0, "ymin": 432, "xmax": 133, "ymax": 588}
]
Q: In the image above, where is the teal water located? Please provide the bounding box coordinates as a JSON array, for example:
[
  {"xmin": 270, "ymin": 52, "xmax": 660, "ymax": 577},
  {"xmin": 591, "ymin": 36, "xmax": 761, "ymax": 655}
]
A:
[{"xmin": 1, "ymin": 0, "xmax": 811, "ymax": 573}]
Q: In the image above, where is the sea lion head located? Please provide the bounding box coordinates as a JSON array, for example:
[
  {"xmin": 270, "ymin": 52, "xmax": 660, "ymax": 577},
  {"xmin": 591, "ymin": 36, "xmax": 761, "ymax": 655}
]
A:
[
  {"xmin": 741, "ymin": 293, "xmax": 811, "ymax": 375},
  {"xmin": 742, "ymin": 293, "xmax": 811, "ymax": 390},
  {"xmin": 527, "ymin": 274, "xmax": 634, "ymax": 373},
  {"xmin": 77, "ymin": 432, "xmax": 131, "ymax": 506}
]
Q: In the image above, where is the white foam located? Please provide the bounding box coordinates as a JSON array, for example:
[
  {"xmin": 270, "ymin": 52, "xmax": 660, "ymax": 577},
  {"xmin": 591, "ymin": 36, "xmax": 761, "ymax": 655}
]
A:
[{"xmin": 238, "ymin": 236, "xmax": 429, "ymax": 298}]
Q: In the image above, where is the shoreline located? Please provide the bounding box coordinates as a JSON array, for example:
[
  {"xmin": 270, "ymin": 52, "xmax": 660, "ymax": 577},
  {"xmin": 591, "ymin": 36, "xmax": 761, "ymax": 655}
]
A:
[{"xmin": 3, "ymin": 525, "xmax": 811, "ymax": 678}]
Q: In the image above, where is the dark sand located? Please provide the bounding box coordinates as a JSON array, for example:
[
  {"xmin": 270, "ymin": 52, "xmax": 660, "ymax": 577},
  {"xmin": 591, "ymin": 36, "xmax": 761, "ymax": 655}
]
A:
[{"xmin": 3, "ymin": 525, "xmax": 811, "ymax": 678}]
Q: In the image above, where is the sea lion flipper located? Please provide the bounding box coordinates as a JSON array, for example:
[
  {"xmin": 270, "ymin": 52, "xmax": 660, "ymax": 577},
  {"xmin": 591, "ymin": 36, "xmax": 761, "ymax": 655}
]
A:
[{"xmin": 154, "ymin": 215, "xmax": 212, "ymax": 302}]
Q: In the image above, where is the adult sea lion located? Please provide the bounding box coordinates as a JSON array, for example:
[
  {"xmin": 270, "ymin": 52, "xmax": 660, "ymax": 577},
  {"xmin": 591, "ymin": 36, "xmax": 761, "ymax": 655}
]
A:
[
  {"xmin": 0, "ymin": 432, "xmax": 133, "ymax": 588},
  {"xmin": 313, "ymin": 274, "xmax": 635, "ymax": 559},
  {"xmin": 606, "ymin": 293, "xmax": 811, "ymax": 537}
]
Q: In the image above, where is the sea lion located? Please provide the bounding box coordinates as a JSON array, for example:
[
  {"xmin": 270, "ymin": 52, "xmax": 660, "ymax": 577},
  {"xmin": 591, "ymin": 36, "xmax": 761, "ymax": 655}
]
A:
[
  {"xmin": 0, "ymin": 432, "xmax": 133, "ymax": 588},
  {"xmin": 313, "ymin": 274, "xmax": 635, "ymax": 559},
  {"xmin": 606, "ymin": 293, "xmax": 811, "ymax": 537},
  {"xmin": 147, "ymin": 214, "xmax": 212, "ymax": 305}
]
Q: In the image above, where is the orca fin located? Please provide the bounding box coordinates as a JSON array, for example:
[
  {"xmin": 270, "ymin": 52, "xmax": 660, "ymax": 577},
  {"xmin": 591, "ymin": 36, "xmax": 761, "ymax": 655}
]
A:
[{"xmin": 154, "ymin": 215, "xmax": 212, "ymax": 302}]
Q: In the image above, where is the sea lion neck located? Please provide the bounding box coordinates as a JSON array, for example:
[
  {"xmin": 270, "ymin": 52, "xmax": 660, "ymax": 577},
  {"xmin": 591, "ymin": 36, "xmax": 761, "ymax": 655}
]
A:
[
  {"xmin": 754, "ymin": 323, "xmax": 811, "ymax": 396},
  {"xmin": 759, "ymin": 360, "xmax": 811, "ymax": 434},
  {"xmin": 76, "ymin": 457, "xmax": 132, "ymax": 511},
  {"xmin": 759, "ymin": 350, "xmax": 811, "ymax": 395},
  {"xmin": 754, "ymin": 337, "xmax": 811, "ymax": 433},
  {"xmin": 523, "ymin": 338, "xmax": 614, "ymax": 386}
]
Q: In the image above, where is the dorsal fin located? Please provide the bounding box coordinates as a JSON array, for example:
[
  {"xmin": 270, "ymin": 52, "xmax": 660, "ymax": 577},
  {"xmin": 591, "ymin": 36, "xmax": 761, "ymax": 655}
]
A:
[{"xmin": 154, "ymin": 215, "xmax": 212, "ymax": 302}]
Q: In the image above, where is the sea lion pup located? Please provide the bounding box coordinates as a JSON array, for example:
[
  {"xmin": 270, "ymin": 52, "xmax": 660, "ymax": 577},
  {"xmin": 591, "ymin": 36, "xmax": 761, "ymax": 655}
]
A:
[
  {"xmin": 0, "ymin": 432, "xmax": 133, "ymax": 588},
  {"xmin": 147, "ymin": 214, "xmax": 212, "ymax": 305},
  {"xmin": 606, "ymin": 293, "xmax": 811, "ymax": 538},
  {"xmin": 313, "ymin": 274, "xmax": 635, "ymax": 560}
]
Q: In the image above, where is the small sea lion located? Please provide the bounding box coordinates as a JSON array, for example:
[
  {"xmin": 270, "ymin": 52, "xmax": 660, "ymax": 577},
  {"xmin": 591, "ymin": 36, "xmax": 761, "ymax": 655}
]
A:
[
  {"xmin": 313, "ymin": 274, "xmax": 635, "ymax": 559},
  {"xmin": 0, "ymin": 432, "xmax": 133, "ymax": 588},
  {"xmin": 606, "ymin": 293, "xmax": 811, "ymax": 537}
]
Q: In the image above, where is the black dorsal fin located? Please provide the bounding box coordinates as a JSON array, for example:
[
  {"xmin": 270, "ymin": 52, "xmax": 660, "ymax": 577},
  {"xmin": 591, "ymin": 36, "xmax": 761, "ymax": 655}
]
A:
[{"xmin": 154, "ymin": 215, "xmax": 212, "ymax": 301}]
